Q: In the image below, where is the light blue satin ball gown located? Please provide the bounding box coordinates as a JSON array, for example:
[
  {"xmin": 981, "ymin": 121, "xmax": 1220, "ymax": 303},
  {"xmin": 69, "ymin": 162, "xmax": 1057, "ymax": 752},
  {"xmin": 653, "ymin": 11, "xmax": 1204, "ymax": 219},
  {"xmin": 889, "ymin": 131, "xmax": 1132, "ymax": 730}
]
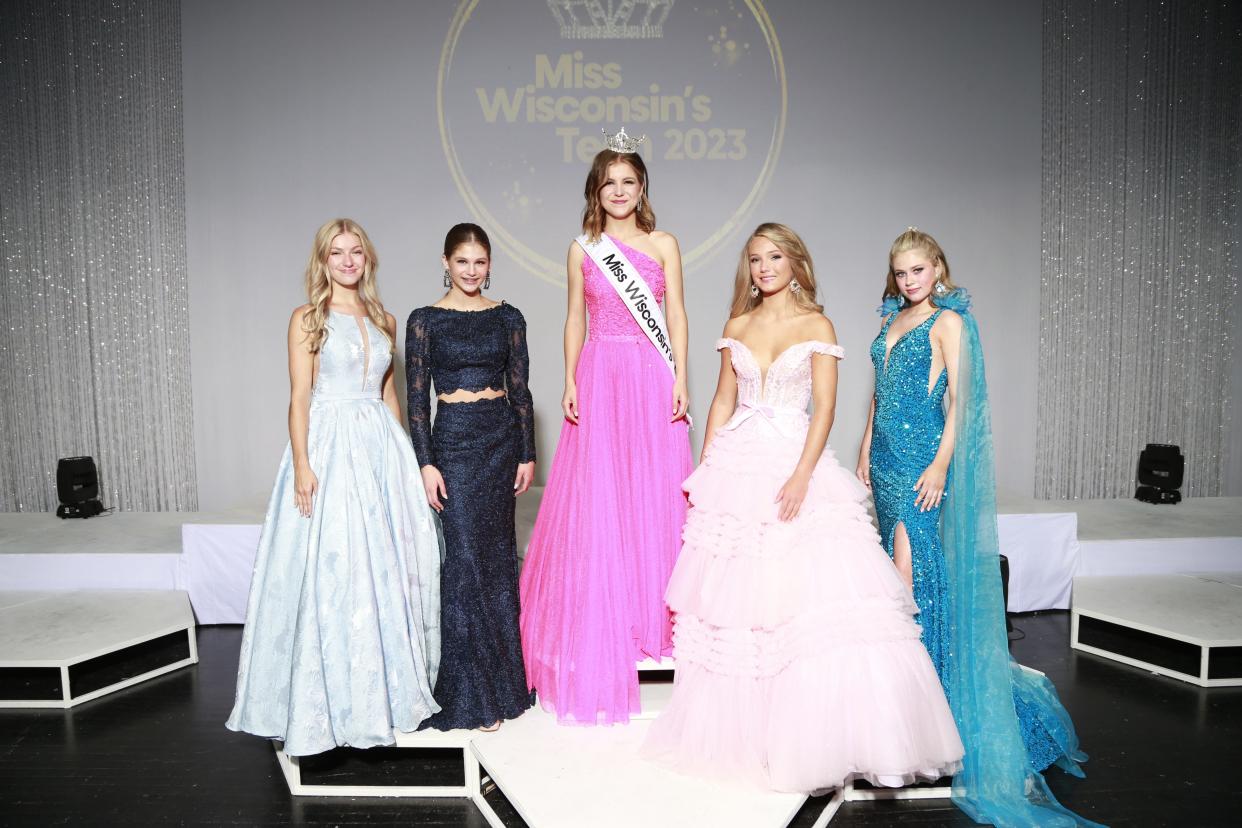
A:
[{"xmin": 227, "ymin": 310, "xmax": 443, "ymax": 756}]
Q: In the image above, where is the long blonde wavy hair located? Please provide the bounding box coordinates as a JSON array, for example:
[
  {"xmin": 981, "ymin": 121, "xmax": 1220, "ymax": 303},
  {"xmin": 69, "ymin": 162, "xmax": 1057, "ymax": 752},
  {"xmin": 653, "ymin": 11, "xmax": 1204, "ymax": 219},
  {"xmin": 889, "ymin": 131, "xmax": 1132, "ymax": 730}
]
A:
[
  {"xmin": 581, "ymin": 149, "xmax": 656, "ymax": 241},
  {"xmin": 729, "ymin": 223, "xmax": 824, "ymax": 318},
  {"xmin": 301, "ymin": 218, "xmax": 392, "ymax": 354},
  {"xmin": 883, "ymin": 227, "xmax": 959, "ymax": 304}
]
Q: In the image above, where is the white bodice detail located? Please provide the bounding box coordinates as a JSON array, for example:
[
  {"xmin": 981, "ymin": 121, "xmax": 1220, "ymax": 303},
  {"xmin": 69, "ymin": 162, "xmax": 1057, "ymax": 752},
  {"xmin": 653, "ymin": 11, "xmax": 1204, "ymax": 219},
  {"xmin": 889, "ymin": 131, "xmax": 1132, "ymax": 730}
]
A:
[
  {"xmin": 717, "ymin": 338, "xmax": 845, "ymax": 411},
  {"xmin": 315, "ymin": 311, "xmax": 390, "ymax": 400}
]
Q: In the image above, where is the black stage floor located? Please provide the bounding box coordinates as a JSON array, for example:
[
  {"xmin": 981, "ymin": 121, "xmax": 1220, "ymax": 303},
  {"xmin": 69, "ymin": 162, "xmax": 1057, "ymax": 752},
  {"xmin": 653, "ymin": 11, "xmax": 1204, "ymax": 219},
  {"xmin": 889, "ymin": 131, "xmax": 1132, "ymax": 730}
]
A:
[{"xmin": 1, "ymin": 612, "xmax": 1238, "ymax": 827}]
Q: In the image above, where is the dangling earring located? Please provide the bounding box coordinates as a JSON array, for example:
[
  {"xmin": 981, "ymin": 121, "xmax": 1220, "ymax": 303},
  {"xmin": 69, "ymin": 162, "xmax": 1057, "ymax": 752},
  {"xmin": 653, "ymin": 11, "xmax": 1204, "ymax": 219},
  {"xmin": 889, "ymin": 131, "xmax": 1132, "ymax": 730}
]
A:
[
  {"xmin": 897, "ymin": 294, "xmax": 906, "ymax": 308},
  {"xmin": 934, "ymin": 281, "xmax": 948, "ymax": 297},
  {"xmin": 443, "ymin": 269, "xmax": 451, "ymax": 288},
  {"xmin": 789, "ymin": 279, "xmax": 802, "ymax": 295},
  {"xmin": 484, "ymin": 272, "xmax": 492, "ymax": 290},
  {"xmin": 749, "ymin": 284, "xmax": 759, "ymax": 298}
]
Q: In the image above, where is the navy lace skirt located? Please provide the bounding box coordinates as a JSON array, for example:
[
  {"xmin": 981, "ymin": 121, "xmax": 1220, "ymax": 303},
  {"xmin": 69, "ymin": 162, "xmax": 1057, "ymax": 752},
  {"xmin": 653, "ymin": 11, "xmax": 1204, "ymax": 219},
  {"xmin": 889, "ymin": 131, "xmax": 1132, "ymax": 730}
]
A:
[{"xmin": 419, "ymin": 397, "xmax": 534, "ymax": 730}]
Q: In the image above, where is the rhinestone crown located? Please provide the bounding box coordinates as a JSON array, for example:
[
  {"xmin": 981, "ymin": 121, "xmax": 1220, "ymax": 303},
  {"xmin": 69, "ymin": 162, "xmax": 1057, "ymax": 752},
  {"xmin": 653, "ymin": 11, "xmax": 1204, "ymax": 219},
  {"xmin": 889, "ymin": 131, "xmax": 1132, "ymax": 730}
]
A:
[{"xmin": 602, "ymin": 127, "xmax": 645, "ymax": 154}]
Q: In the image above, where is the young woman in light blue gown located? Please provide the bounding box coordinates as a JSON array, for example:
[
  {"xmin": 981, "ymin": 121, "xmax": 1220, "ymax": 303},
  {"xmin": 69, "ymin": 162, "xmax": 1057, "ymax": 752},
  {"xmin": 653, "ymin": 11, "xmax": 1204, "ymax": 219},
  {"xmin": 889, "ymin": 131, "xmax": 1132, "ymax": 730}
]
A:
[
  {"xmin": 857, "ymin": 227, "xmax": 1100, "ymax": 827},
  {"xmin": 227, "ymin": 218, "xmax": 443, "ymax": 757}
]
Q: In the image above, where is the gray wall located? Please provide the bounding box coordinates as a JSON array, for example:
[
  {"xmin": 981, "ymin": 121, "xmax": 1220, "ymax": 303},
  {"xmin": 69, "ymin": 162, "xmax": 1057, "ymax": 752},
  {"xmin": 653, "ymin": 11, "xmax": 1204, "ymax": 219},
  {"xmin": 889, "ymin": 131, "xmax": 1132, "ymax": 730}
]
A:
[{"xmin": 183, "ymin": 0, "xmax": 1041, "ymax": 511}]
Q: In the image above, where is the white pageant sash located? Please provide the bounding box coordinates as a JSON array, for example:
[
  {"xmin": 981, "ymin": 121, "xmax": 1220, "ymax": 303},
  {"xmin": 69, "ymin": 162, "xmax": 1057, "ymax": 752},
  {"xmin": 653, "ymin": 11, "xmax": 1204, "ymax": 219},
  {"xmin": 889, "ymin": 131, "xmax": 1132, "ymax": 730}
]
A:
[{"xmin": 576, "ymin": 233, "xmax": 677, "ymax": 379}]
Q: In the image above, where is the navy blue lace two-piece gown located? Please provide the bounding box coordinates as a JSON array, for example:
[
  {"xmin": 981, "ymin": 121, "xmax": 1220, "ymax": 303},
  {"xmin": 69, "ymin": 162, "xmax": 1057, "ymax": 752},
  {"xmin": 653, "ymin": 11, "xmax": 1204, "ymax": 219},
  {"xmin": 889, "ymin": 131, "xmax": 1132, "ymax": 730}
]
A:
[{"xmin": 405, "ymin": 302, "xmax": 536, "ymax": 730}]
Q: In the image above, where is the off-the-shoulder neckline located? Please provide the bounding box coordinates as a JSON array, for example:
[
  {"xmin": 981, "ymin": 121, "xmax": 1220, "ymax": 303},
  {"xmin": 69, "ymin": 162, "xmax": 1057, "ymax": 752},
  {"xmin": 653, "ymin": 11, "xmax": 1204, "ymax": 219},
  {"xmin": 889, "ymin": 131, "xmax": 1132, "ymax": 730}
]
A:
[
  {"xmin": 718, "ymin": 337, "xmax": 841, "ymax": 358},
  {"xmin": 718, "ymin": 336, "xmax": 843, "ymax": 376}
]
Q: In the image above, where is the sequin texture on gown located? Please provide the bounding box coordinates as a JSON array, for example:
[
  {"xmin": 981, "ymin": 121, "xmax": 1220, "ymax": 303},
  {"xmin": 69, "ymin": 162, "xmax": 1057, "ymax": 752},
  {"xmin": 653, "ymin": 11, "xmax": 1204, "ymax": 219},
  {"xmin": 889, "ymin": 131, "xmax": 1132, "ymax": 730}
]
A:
[
  {"xmin": 519, "ymin": 235, "xmax": 693, "ymax": 725},
  {"xmin": 226, "ymin": 310, "xmax": 443, "ymax": 756},
  {"xmin": 642, "ymin": 338, "xmax": 964, "ymax": 793},
  {"xmin": 869, "ymin": 309, "xmax": 953, "ymax": 679},
  {"xmin": 868, "ymin": 304, "xmax": 1090, "ymax": 779}
]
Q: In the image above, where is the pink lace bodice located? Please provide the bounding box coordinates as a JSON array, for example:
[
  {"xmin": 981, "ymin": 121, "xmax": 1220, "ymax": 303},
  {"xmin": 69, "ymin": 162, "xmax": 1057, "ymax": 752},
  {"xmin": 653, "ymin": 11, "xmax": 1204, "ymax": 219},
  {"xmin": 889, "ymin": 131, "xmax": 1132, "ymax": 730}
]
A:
[
  {"xmin": 718, "ymin": 337, "xmax": 845, "ymax": 411},
  {"xmin": 583, "ymin": 235, "xmax": 666, "ymax": 338}
]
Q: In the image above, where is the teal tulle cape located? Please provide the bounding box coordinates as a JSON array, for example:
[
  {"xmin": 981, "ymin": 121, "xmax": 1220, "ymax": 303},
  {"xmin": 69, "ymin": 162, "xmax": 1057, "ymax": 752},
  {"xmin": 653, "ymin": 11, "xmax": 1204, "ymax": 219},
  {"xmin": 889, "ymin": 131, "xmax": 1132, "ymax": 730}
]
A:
[{"xmin": 882, "ymin": 290, "xmax": 1104, "ymax": 827}]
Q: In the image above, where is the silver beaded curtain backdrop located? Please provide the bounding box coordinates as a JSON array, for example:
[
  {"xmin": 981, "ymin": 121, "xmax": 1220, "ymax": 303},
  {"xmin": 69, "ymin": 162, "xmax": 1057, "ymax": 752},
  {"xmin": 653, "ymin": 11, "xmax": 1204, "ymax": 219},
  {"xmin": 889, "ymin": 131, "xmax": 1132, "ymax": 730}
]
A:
[
  {"xmin": 1038, "ymin": 0, "xmax": 1242, "ymax": 499},
  {"xmin": 0, "ymin": 0, "xmax": 196, "ymax": 512}
]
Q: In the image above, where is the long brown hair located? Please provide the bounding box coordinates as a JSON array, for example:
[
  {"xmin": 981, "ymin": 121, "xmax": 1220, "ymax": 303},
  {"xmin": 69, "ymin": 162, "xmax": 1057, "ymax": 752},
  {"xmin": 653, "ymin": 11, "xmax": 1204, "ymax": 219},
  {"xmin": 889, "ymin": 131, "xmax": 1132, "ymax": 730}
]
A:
[
  {"xmin": 883, "ymin": 227, "xmax": 959, "ymax": 304},
  {"xmin": 729, "ymin": 223, "xmax": 824, "ymax": 318},
  {"xmin": 581, "ymin": 149, "xmax": 656, "ymax": 241},
  {"xmin": 301, "ymin": 218, "xmax": 392, "ymax": 353}
]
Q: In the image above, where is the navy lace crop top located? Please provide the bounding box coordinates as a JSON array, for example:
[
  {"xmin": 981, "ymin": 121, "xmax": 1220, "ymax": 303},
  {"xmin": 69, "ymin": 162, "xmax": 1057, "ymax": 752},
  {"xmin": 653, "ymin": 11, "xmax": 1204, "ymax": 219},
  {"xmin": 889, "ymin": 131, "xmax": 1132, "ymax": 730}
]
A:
[{"xmin": 405, "ymin": 302, "xmax": 536, "ymax": 468}]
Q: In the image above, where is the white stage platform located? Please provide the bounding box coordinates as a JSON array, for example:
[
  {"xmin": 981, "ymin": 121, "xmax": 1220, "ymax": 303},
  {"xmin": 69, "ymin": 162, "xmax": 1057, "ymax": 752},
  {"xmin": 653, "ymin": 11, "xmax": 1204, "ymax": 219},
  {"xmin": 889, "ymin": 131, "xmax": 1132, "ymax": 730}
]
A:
[
  {"xmin": 472, "ymin": 706, "xmax": 816, "ymax": 828},
  {"xmin": 267, "ymin": 659, "xmax": 959, "ymax": 827},
  {"xmin": 1071, "ymin": 573, "xmax": 1242, "ymax": 687},
  {"xmin": 3, "ymin": 497, "xmax": 1239, "ymax": 622},
  {"xmin": 270, "ymin": 703, "xmax": 828, "ymax": 828},
  {"xmin": 274, "ymin": 726, "xmax": 484, "ymax": 800},
  {"xmin": 1003, "ymin": 496, "xmax": 1242, "ymax": 581},
  {"xmin": 0, "ymin": 590, "xmax": 197, "ymax": 707},
  {"xmin": 266, "ymin": 654, "xmax": 810, "ymax": 828},
  {"xmin": 0, "ymin": 510, "xmax": 263, "ymax": 624}
]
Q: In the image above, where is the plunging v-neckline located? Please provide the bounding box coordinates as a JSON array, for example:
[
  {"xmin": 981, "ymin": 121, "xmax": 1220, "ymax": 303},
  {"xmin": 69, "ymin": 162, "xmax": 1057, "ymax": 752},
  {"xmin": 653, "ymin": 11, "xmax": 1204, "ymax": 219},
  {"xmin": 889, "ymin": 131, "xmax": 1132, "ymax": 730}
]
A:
[
  {"xmin": 882, "ymin": 311, "xmax": 938, "ymax": 372},
  {"xmin": 724, "ymin": 337, "xmax": 822, "ymax": 397},
  {"xmin": 330, "ymin": 310, "xmax": 372, "ymax": 391}
]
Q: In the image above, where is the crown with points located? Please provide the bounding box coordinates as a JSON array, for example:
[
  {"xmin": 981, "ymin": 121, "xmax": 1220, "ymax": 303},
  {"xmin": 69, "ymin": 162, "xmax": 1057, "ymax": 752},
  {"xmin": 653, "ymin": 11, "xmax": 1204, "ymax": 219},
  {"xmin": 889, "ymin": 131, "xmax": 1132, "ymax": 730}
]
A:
[
  {"xmin": 602, "ymin": 127, "xmax": 646, "ymax": 154},
  {"xmin": 550, "ymin": 0, "xmax": 673, "ymax": 40}
]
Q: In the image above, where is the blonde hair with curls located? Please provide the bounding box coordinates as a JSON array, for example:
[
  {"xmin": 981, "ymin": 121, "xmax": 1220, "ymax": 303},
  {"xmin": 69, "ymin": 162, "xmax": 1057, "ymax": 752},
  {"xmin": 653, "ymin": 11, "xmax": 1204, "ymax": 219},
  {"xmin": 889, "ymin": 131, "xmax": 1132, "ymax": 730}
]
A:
[
  {"xmin": 729, "ymin": 223, "xmax": 824, "ymax": 318},
  {"xmin": 883, "ymin": 227, "xmax": 959, "ymax": 305},
  {"xmin": 581, "ymin": 150, "xmax": 656, "ymax": 241},
  {"xmin": 301, "ymin": 218, "xmax": 392, "ymax": 354}
]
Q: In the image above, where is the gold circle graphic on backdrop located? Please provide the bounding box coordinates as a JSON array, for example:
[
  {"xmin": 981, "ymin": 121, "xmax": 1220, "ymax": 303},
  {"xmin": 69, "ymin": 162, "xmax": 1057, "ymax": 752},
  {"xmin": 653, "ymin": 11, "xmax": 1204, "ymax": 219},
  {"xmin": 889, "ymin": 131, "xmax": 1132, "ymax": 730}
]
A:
[{"xmin": 437, "ymin": 1, "xmax": 787, "ymax": 285}]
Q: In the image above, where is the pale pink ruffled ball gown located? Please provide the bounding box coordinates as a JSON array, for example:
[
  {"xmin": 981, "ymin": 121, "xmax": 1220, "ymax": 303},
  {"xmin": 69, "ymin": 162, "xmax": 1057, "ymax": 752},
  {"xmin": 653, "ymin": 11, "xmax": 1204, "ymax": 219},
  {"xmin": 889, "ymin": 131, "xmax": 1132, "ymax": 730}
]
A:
[
  {"xmin": 642, "ymin": 337, "xmax": 964, "ymax": 793},
  {"xmin": 519, "ymin": 235, "xmax": 693, "ymax": 725}
]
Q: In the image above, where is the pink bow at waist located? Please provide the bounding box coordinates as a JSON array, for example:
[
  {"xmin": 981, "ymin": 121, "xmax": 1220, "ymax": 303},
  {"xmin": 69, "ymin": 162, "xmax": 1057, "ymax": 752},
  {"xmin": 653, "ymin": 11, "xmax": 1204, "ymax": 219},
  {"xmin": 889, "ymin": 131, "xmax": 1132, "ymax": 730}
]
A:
[{"xmin": 723, "ymin": 401, "xmax": 806, "ymax": 436}]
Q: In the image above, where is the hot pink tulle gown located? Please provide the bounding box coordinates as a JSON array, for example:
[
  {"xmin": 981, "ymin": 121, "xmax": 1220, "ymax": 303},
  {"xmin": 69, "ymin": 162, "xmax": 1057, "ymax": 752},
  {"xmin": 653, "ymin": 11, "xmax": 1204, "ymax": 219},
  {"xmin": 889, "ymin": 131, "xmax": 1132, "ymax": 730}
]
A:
[
  {"xmin": 642, "ymin": 337, "xmax": 964, "ymax": 792},
  {"xmin": 519, "ymin": 235, "xmax": 692, "ymax": 725}
]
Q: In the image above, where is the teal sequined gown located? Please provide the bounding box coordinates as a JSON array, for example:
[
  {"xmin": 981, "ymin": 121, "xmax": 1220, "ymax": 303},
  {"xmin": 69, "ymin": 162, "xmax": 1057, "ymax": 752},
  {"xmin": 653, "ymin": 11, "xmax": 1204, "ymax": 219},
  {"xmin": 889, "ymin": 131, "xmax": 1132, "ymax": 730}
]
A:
[
  {"xmin": 869, "ymin": 309, "xmax": 952, "ymax": 682},
  {"xmin": 868, "ymin": 297, "xmax": 1100, "ymax": 827}
]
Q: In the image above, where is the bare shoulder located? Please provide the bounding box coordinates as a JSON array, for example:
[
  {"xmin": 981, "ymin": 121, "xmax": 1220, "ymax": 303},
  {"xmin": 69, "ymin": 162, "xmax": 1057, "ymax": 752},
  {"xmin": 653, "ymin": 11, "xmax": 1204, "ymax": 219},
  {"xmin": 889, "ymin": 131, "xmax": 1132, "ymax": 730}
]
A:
[
  {"xmin": 932, "ymin": 308, "xmax": 963, "ymax": 336},
  {"xmin": 722, "ymin": 314, "xmax": 749, "ymax": 340},
  {"xmin": 650, "ymin": 229, "xmax": 680, "ymax": 250},
  {"xmin": 384, "ymin": 311, "xmax": 398, "ymax": 334},
  {"xmin": 799, "ymin": 311, "xmax": 837, "ymax": 344},
  {"xmin": 288, "ymin": 304, "xmax": 314, "ymax": 351},
  {"xmin": 565, "ymin": 240, "xmax": 586, "ymax": 284},
  {"xmin": 289, "ymin": 303, "xmax": 313, "ymax": 328}
]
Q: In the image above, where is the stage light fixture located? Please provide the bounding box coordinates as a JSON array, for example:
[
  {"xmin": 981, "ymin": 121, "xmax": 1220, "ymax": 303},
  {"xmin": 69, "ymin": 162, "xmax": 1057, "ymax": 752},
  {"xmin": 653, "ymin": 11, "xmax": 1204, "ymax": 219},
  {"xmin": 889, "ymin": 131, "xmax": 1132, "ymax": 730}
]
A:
[
  {"xmin": 55, "ymin": 456, "xmax": 106, "ymax": 518},
  {"xmin": 1134, "ymin": 443, "xmax": 1183, "ymax": 505}
]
